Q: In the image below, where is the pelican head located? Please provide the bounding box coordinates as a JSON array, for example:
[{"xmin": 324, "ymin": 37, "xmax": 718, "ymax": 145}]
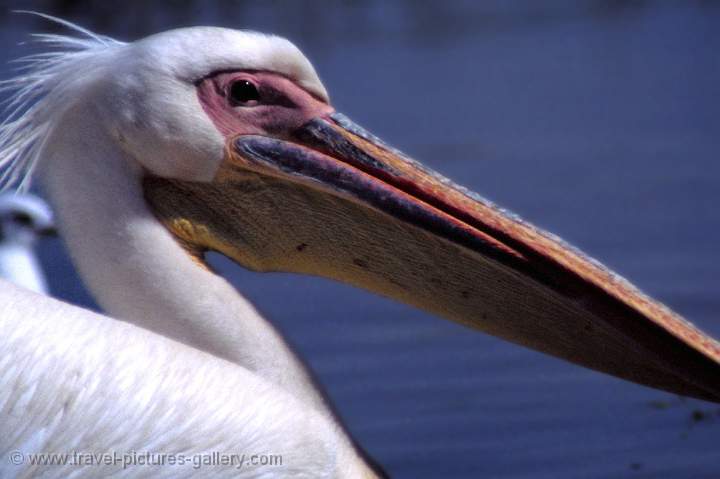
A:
[
  {"xmin": 4, "ymin": 19, "xmax": 719, "ymax": 403},
  {"xmin": 0, "ymin": 193, "xmax": 54, "ymax": 244}
]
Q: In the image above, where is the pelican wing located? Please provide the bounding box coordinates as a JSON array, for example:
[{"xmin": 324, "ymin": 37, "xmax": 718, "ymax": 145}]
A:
[{"xmin": 0, "ymin": 280, "xmax": 341, "ymax": 478}]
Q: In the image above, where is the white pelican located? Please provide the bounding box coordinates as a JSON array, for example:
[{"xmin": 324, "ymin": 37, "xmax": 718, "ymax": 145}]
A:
[
  {"xmin": 0, "ymin": 193, "xmax": 54, "ymax": 293},
  {"xmin": 0, "ymin": 15, "xmax": 718, "ymax": 478}
]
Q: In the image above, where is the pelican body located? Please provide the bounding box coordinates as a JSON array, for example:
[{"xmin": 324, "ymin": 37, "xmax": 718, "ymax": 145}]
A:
[{"xmin": 0, "ymin": 14, "xmax": 718, "ymax": 478}]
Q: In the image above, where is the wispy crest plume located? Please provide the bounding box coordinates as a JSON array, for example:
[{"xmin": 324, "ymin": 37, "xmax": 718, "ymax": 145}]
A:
[{"xmin": 0, "ymin": 12, "xmax": 125, "ymax": 191}]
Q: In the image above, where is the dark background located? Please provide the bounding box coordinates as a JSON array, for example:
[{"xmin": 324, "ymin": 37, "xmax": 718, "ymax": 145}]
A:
[{"xmin": 1, "ymin": 1, "xmax": 719, "ymax": 477}]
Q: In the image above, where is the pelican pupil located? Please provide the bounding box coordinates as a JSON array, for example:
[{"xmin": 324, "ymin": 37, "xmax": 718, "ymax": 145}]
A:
[
  {"xmin": 11, "ymin": 212, "xmax": 33, "ymax": 227},
  {"xmin": 230, "ymin": 80, "xmax": 260, "ymax": 104}
]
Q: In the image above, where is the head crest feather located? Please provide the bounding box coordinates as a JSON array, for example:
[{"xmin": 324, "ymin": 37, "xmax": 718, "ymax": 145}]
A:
[{"xmin": 0, "ymin": 12, "xmax": 124, "ymax": 192}]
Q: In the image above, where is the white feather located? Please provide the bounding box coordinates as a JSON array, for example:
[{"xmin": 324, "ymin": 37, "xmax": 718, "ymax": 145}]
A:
[
  {"xmin": 0, "ymin": 16, "xmax": 375, "ymax": 479},
  {"xmin": 0, "ymin": 12, "xmax": 328, "ymax": 191},
  {"xmin": 0, "ymin": 13, "xmax": 125, "ymax": 192},
  {"xmin": 0, "ymin": 280, "xmax": 345, "ymax": 479}
]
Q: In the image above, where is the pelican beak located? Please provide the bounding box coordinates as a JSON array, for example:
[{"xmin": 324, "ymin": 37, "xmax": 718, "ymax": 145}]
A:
[{"xmin": 144, "ymin": 113, "xmax": 720, "ymax": 402}]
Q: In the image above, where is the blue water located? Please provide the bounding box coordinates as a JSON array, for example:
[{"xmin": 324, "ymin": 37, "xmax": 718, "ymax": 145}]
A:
[{"xmin": 2, "ymin": 2, "xmax": 719, "ymax": 477}]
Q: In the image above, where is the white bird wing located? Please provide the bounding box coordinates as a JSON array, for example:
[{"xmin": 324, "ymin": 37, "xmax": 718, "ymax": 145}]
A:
[{"xmin": 0, "ymin": 279, "xmax": 342, "ymax": 478}]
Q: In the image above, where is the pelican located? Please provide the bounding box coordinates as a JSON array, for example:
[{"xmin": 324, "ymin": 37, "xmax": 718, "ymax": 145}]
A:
[
  {"xmin": 0, "ymin": 192, "xmax": 54, "ymax": 293},
  {"xmin": 1, "ymin": 15, "xmax": 719, "ymax": 478}
]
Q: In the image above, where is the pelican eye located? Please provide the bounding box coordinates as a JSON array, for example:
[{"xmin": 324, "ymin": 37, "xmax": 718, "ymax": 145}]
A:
[
  {"xmin": 11, "ymin": 212, "xmax": 34, "ymax": 227},
  {"xmin": 229, "ymin": 80, "xmax": 260, "ymax": 105}
]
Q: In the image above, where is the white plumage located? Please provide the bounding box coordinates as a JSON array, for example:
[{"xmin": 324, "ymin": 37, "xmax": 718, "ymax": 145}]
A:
[
  {"xmin": 0, "ymin": 192, "xmax": 53, "ymax": 293},
  {"xmin": 0, "ymin": 15, "xmax": 374, "ymax": 479},
  {"xmin": 0, "ymin": 280, "xmax": 349, "ymax": 478}
]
